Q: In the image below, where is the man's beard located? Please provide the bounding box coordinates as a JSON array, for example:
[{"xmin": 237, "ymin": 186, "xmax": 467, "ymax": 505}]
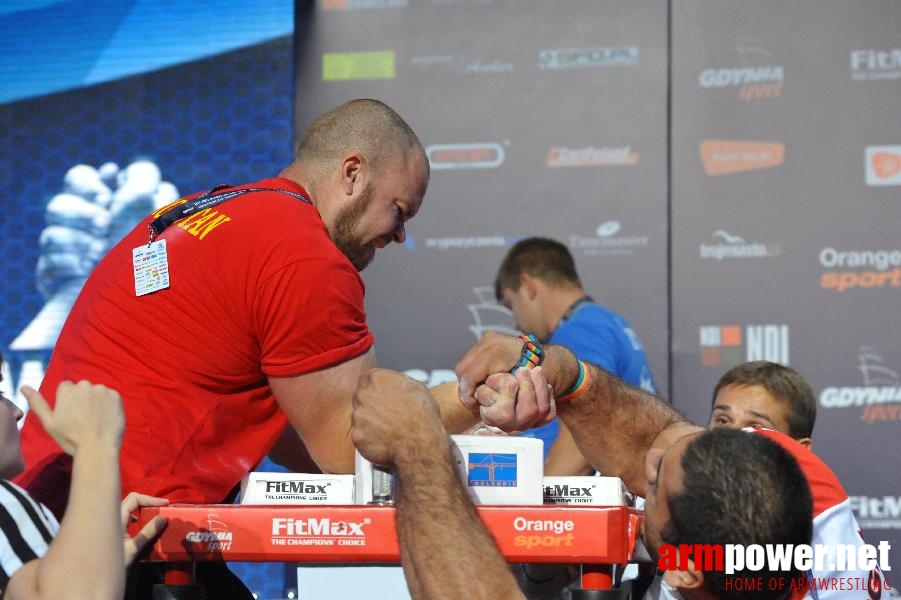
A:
[{"xmin": 332, "ymin": 183, "xmax": 375, "ymax": 272}]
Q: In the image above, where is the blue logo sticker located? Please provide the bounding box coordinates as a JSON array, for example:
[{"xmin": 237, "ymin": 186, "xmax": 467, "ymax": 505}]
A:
[{"xmin": 468, "ymin": 453, "xmax": 517, "ymax": 487}]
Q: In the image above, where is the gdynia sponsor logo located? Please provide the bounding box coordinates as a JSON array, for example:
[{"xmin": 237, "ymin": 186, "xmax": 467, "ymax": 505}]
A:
[
  {"xmin": 538, "ymin": 46, "xmax": 638, "ymax": 69},
  {"xmin": 819, "ymin": 346, "xmax": 901, "ymax": 423},
  {"xmin": 698, "ymin": 65, "xmax": 784, "ymax": 101},
  {"xmin": 819, "ymin": 247, "xmax": 901, "ymax": 292},
  {"xmin": 700, "ymin": 230, "xmax": 781, "ymax": 261},
  {"xmin": 656, "ymin": 542, "xmax": 892, "ymax": 593},
  {"xmin": 851, "ymin": 48, "xmax": 901, "ymax": 81}
]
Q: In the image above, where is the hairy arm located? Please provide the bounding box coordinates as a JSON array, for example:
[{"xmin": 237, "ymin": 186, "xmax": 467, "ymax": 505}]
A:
[
  {"xmin": 458, "ymin": 333, "xmax": 690, "ymax": 496},
  {"xmin": 394, "ymin": 436, "xmax": 524, "ymax": 600},
  {"xmin": 543, "ymin": 420, "xmax": 594, "ymax": 476},
  {"xmin": 351, "ymin": 369, "xmax": 525, "ymax": 600}
]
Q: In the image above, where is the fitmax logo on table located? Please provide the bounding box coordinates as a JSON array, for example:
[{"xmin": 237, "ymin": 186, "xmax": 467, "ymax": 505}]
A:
[
  {"xmin": 699, "ymin": 324, "xmax": 789, "ymax": 368},
  {"xmin": 819, "ymin": 346, "xmax": 901, "ymax": 424}
]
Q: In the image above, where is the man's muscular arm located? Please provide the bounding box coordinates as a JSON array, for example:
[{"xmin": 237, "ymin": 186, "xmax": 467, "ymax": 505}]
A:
[
  {"xmin": 459, "ymin": 332, "xmax": 690, "ymax": 496},
  {"xmin": 352, "ymin": 369, "xmax": 526, "ymax": 600}
]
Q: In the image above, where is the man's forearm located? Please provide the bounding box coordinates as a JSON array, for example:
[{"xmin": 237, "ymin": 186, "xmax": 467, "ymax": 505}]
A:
[
  {"xmin": 431, "ymin": 380, "xmax": 480, "ymax": 433},
  {"xmin": 544, "ymin": 351, "xmax": 685, "ymax": 495},
  {"xmin": 394, "ymin": 437, "xmax": 524, "ymax": 600}
]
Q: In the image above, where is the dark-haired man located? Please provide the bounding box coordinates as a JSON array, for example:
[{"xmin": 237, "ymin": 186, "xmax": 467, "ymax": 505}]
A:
[
  {"xmin": 494, "ymin": 236, "xmax": 656, "ymax": 476},
  {"xmin": 708, "ymin": 361, "xmax": 815, "ymax": 448}
]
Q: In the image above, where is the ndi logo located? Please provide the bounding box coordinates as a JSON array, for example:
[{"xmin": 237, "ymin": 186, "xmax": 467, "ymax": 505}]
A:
[
  {"xmin": 699, "ymin": 324, "xmax": 789, "ymax": 367},
  {"xmin": 468, "ymin": 453, "xmax": 517, "ymax": 487}
]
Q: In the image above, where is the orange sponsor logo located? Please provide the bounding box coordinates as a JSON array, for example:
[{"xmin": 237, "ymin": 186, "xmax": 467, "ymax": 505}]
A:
[
  {"xmin": 699, "ymin": 140, "xmax": 785, "ymax": 176},
  {"xmin": 872, "ymin": 151, "xmax": 901, "ymax": 180}
]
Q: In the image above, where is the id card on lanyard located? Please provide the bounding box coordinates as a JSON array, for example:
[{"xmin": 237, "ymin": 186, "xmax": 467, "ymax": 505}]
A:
[{"xmin": 132, "ymin": 183, "xmax": 312, "ymax": 297}]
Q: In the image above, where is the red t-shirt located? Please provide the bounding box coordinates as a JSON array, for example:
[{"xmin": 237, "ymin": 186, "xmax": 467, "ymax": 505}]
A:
[{"xmin": 15, "ymin": 178, "xmax": 373, "ymax": 517}]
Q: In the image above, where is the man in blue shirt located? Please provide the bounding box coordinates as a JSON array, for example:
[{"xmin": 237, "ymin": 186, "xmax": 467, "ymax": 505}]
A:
[{"xmin": 495, "ymin": 236, "xmax": 657, "ymax": 475}]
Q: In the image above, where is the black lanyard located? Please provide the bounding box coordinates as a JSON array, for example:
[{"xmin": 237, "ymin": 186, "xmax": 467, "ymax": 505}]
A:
[{"xmin": 148, "ymin": 184, "xmax": 312, "ymax": 242}]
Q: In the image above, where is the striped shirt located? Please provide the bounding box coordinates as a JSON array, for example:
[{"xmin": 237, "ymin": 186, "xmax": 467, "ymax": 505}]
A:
[{"xmin": 0, "ymin": 480, "xmax": 60, "ymax": 593}]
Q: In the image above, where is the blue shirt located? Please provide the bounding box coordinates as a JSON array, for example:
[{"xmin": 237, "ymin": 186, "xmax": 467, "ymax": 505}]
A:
[{"xmin": 518, "ymin": 300, "xmax": 656, "ymax": 457}]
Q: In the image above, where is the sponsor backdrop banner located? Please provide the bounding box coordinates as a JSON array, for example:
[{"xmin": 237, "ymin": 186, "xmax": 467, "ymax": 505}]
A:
[
  {"xmin": 3, "ymin": 0, "xmax": 899, "ymax": 591},
  {"xmin": 294, "ymin": 0, "xmax": 670, "ymax": 392},
  {"xmin": 671, "ymin": 0, "xmax": 901, "ymax": 560}
]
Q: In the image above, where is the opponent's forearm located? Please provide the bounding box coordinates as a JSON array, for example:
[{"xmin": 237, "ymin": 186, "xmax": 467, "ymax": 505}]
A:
[
  {"xmin": 34, "ymin": 443, "xmax": 124, "ymax": 599},
  {"xmin": 553, "ymin": 359, "xmax": 686, "ymax": 496},
  {"xmin": 431, "ymin": 380, "xmax": 480, "ymax": 433},
  {"xmin": 394, "ymin": 439, "xmax": 524, "ymax": 600}
]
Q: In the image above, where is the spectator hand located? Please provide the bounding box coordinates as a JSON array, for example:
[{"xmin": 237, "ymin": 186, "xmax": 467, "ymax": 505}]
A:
[
  {"xmin": 120, "ymin": 492, "xmax": 169, "ymax": 564},
  {"xmin": 351, "ymin": 369, "xmax": 447, "ymax": 468},
  {"xmin": 20, "ymin": 380, "xmax": 124, "ymax": 455}
]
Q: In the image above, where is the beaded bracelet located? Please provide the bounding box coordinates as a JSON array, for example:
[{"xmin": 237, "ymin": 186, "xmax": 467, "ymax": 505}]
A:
[
  {"xmin": 510, "ymin": 334, "xmax": 544, "ymax": 372},
  {"xmin": 557, "ymin": 359, "xmax": 591, "ymax": 403}
]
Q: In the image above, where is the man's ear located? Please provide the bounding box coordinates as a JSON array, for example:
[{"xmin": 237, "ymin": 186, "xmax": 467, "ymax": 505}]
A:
[
  {"xmin": 519, "ymin": 273, "xmax": 539, "ymax": 300},
  {"xmin": 340, "ymin": 153, "xmax": 364, "ymax": 196},
  {"xmin": 798, "ymin": 437, "xmax": 813, "ymax": 449},
  {"xmin": 662, "ymin": 556, "xmax": 705, "ymax": 592}
]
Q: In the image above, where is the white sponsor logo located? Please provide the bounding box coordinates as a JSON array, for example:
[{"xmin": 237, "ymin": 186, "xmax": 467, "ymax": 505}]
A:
[
  {"xmin": 851, "ymin": 49, "xmax": 901, "ymax": 81},
  {"xmin": 698, "ymin": 65, "xmax": 784, "ymax": 87},
  {"xmin": 538, "ymin": 47, "xmax": 638, "ymax": 69},
  {"xmin": 820, "ymin": 347, "xmax": 901, "ymax": 414},
  {"xmin": 547, "ymin": 146, "xmax": 639, "ymax": 167},
  {"xmin": 570, "ymin": 222, "xmax": 649, "ymax": 257},
  {"xmin": 424, "ymin": 236, "xmax": 509, "ymax": 250},
  {"xmin": 820, "ymin": 247, "xmax": 901, "ymax": 271},
  {"xmin": 700, "ymin": 230, "xmax": 781, "ymax": 261},
  {"xmin": 851, "ymin": 496, "xmax": 901, "ymax": 529},
  {"xmin": 409, "ymin": 54, "xmax": 512, "ymax": 74},
  {"xmin": 271, "ymin": 517, "xmax": 371, "ymax": 547}
]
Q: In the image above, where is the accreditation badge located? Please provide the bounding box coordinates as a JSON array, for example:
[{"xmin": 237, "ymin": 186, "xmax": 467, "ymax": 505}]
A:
[{"xmin": 132, "ymin": 239, "xmax": 170, "ymax": 296}]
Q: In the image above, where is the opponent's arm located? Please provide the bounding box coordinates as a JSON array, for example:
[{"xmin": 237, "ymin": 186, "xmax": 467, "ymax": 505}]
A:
[
  {"xmin": 352, "ymin": 369, "xmax": 526, "ymax": 600},
  {"xmin": 459, "ymin": 332, "xmax": 690, "ymax": 496},
  {"xmin": 270, "ymin": 348, "xmax": 553, "ymax": 474}
]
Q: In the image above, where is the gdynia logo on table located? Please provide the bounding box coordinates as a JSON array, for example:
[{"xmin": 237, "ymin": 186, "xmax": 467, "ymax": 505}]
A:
[{"xmin": 657, "ymin": 541, "xmax": 892, "ymax": 593}]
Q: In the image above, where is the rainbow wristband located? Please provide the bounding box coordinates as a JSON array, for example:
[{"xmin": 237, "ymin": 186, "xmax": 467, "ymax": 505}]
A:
[
  {"xmin": 557, "ymin": 359, "xmax": 591, "ymax": 403},
  {"xmin": 510, "ymin": 334, "xmax": 544, "ymax": 372}
]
